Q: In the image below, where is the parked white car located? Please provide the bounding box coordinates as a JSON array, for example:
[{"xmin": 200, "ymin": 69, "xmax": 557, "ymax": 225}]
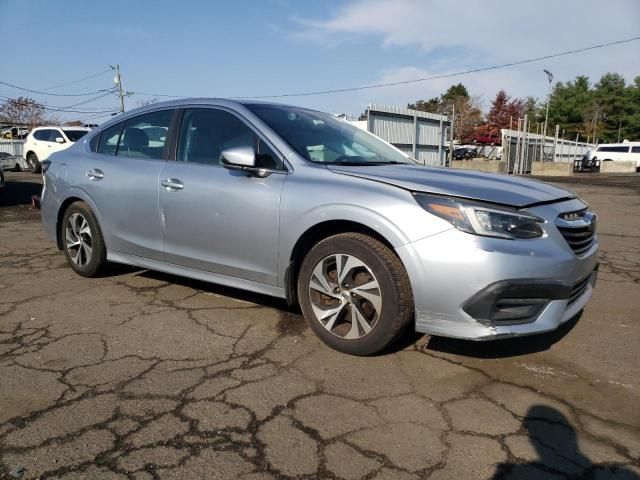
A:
[
  {"xmin": 586, "ymin": 142, "xmax": 640, "ymax": 171},
  {"xmin": 23, "ymin": 126, "xmax": 91, "ymax": 173},
  {"xmin": 0, "ymin": 151, "xmax": 27, "ymax": 171}
]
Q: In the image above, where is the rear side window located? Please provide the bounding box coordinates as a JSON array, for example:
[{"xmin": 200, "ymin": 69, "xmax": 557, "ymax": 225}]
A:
[
  {"xmin": 598, "ymin": 146, "xmax": 630, "ymax": 153},
  {"xmin": 97, "ymin": 122, "xmax": 124, "ymax": 156},
  {"xmin": 118, "ymin": 110, "xmax": 172, "ymax": 160},
  {"xmin": 33, "ymin": 129, "xmax": 52, "ymax": 141},
  {"xmin": 632, "ymin": 146, "xmax": 640, "ymax": 153}
]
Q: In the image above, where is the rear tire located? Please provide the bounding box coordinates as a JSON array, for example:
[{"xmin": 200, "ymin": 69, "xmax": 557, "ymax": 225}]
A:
[
  {"xmin": 27, "ymin": 153, "xmax": 41, "ymax": 174},
  {"xmin": 61, "ymin": 201, "xmax": 108, "ymax": 277},
  {"xmin": 297, "ymin": 233, "xmax": 413, "ymax": 355}
]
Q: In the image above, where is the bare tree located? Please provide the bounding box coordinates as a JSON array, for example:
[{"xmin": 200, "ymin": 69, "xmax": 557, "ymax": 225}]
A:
[{"xmin": 0, "ymin": 97, "xmax": 46, "ymax": 128}]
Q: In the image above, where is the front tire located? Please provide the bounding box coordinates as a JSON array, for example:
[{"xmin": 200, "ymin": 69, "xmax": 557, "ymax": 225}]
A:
[
  {"xmin": 27, "ymin": 153, "xmax": 41, "ymax": 174},
  {"xmin": 61, "ymin": 202, "xmax": 108, "ymax": 277},
  {"xmin": 298, "ymin": 233, "xmax": 413, "ymax": 355}
]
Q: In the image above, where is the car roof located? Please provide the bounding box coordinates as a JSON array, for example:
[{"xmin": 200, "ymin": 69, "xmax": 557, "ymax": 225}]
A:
[
  {"xmin": 596, "ymin": 143, "xmax": 639, "ymax": 147},
  {"xmin": 95, "ymin": 98, "xmax": 328, "ymax": 132},
  {"xmin": 33, "ymin": 126, "xmax": 92, "ymax": 130}
]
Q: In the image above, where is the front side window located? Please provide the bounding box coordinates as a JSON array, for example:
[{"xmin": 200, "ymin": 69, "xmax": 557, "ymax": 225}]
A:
[
  {"xmin": 89, "ymin": 133, "xmax": 99, "ymax": 152},
  {"xmin": 49, "ymin": 130, "xmax": 64, "ymax": 142},
  {"xmin": 244, "ymin": 103, "xmax": 413, "ymax": 165},
  {"xmin": 97, "ymin": 122, "xmax": 124, "ymax": 156},
  {"xmin": 118, "ymin": 110, "xmax": 172, "ymax": 160},
  {"xmin": 177, "ymin": 108, "xmax": 282, "ymax": 169}
]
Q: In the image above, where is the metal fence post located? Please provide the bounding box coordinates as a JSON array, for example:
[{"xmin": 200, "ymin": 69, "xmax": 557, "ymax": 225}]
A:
[
  {"xmin": 438, "ymin": 118, "xmax": 443, "ymax": 166},
  {"xmin": 553, "ymin": 124, "xmax": 560, "ymax": 162},
  {"xmin": 412, "ymin": 112, "xmax": 418, "ymax": 161}
]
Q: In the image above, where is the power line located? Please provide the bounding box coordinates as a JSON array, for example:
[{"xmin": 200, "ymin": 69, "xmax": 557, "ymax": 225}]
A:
[
  {"xmin": 132, "ymin": 36, "xmax": 640, "ymax": 100},
  {"xmin": 42, "ymin": 69, "xmax": 113, "ymax": 91},
  {"xmin": 82, "ymin": 111, "xmax": 120, "ymax": 121},
  {"xmin": 63, "ymin": 90, "xmax": 117, "ymax": 109},
  {"xmin": 0, "ymin": 95, "xmax": 118, "ymax": 114},
  {"xmin": 133, "ymin": 91, "xmax": 182, "ymax": 98},
  {"xmin": 0, "ymin": 80, "xmax": 113, "ymax": 97},
  {"xmin": 237, "ymin": 36, "xmax": 640, "ymax": 98}
]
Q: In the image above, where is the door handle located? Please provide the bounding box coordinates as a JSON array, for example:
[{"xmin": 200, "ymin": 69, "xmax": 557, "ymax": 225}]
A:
[
  {"xmin": 86, "ymin": 168, "xmax": 104, "ymax": 180},
  {"xmin": 161, "ymin": 178, "xmax": 184, "ymax": 191}
]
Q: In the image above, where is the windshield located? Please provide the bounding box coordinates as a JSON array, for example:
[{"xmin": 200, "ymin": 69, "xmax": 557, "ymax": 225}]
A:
[
  {"xmin": 245, "ymin": 104, "xmax": 413, "ymax": 165},
  {"xmin": 63, "ymin": 130, "xmax": 88, "ymax": 142}
]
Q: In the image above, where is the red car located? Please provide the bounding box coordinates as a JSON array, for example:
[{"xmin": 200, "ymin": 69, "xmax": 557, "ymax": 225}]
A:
[{"xmin": 473, "ymin": 132, "xmax": 502, "ymax": 145}]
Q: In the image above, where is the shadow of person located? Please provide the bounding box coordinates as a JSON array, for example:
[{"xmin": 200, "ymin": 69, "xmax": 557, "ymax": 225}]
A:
[{"xmin": 493, "ymin": 405, "xmax": 639, "ymax": 479}]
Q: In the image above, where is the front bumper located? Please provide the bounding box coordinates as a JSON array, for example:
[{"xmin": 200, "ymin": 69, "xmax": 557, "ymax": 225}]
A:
[{"xmin": 396, "ymin": 198, "xmax": 599, "ymax": 340}]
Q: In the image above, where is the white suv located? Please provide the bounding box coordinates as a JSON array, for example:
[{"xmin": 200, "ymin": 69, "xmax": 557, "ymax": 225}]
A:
[{"xmin": 23, "ymin": 126, "xmax": 91, "ymax": 173}]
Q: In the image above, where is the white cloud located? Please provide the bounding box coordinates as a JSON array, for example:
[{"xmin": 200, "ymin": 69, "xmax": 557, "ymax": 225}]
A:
[
  {"xmin": 289, "ymin": 0, "xmax": 640, "ymax": 113},
  {"xmin": 296, "ymin": 0, "xmax": 639, "ymax": 59}
]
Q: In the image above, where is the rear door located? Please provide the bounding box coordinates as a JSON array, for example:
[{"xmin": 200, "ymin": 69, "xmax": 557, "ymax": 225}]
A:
[
  {"xmin": 78, "ymin": 109, "xmax": 177, "ymax": 260},
  {"xmin": 32, "ymin": 129, "xmax": 54, "ymax": 160},
  {"xmin": 159, "ymin": 107, "xmax": 288, "ymax": 285}
]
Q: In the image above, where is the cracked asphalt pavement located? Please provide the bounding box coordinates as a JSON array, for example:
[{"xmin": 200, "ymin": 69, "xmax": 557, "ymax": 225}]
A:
[{"xmin": 0, "ymin": 171, "xmax": 639, "ymax": 479}]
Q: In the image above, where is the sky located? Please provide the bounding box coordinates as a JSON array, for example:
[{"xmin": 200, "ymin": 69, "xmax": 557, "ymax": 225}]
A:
[{"xmin": 0, "ymin": 0, "xmax": 638, "ymax": 123}]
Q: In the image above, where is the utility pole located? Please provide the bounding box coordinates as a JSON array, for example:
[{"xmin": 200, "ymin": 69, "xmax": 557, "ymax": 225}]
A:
[
  {"xmin": 592, "ymin": 104, "xmax": 599, "ymax": 144},
  {"xmin": 618, "ymin": 121, "xmax": 622, "ymax": 142},
  {"xmin": 111, "ymin": 64, "xmax": 126, "ymax": 113},
  {"xmin": 543, "ymin": 69, "xmax": 553, "ymax": 139},
  {"xmin": 449, "ymin": 103, "xmax": 455, "ymax": 167}
]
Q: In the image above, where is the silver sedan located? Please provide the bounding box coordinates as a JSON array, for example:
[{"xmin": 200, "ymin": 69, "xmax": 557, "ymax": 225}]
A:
[{"xmin": 40, "ymin": 99, "xmax": 598, "ymax": 355}]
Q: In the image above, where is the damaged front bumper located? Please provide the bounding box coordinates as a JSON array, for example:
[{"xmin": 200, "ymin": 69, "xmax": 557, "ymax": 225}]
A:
[{"xmin": 395, "ymin": 198, "xmax": 599, "ymax": 341}]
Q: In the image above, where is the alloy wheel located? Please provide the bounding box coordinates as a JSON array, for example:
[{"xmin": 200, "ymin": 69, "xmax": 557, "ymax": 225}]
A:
[
  {"xmin": 308, "ymin": 254, "xmax": 382, "ymax": 339},
  {"xmin": 65, "ymin": 212, "xmax": 93, "ymax": 268}
]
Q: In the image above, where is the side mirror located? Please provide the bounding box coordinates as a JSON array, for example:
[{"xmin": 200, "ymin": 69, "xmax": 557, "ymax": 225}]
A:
[
  {"xmin": 220, "ymin": 146, "xmax": 271, "ymax": 178},
  {"xmin": 55, "ymin": 137, "xmax": 65, "ymax": 144}
]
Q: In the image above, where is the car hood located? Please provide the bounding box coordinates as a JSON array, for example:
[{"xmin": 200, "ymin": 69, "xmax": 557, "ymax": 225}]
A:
[{"xmin": 327, "ymin": 164, "xmax": 575, "ymax": 208}]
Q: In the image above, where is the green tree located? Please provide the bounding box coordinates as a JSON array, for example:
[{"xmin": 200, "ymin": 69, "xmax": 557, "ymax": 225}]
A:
[
  {"xmin": 545, "ymin": 76, "xmax": 593, "ymax": 139},
  {"xmin": 407, "ymin": 97, "xmax": 440, "ymax": 113},
  {"xmin": 408, "ymin": 84, "xmax": 481, "ymax": 141}
]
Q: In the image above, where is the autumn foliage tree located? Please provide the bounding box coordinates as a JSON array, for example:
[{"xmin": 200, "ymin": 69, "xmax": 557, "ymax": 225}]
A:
[
  {"xmin": 486, "ymin": 90, "xmax": 525, "ymax": 130},
  {"xmin": 0, "ymin": 97, "xmax": 45, "ymax": 128}
]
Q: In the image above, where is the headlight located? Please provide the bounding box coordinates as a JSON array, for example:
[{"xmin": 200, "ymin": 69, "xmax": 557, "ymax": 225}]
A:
[{"xmin": 414, "ymin": 193, "xmax": 544, "ymax": 239}]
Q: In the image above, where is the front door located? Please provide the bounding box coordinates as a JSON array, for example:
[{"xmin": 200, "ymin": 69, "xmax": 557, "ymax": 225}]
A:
[{"xmin": 159, "ymin": 107, "xmax": 287, "ymax": 286}]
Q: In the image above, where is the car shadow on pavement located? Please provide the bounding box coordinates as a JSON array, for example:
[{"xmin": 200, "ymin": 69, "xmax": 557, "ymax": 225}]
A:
[
  {"xmin": 424, "ymin": 312, "xmax": 582, "ymax": 359},
  {"xmin": 492, "ymin": 405, "xmax": 639, "ymax": 479},
  {"xmin": 123, "ymin": 269, "xmax": 426, "ymax": 352},
  {"xmin": 0, "ymin": 176, "xmax": 42, "ymax": 207},
  {"xmin": 138, "ymin": 269, "xmax": 290, "ymax": 310}
]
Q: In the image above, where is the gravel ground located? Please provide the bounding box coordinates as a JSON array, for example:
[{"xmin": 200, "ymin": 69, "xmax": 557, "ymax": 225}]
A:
[{"xmin": 0, "ymin": 171, "xmax": 639, "ymax": 479}]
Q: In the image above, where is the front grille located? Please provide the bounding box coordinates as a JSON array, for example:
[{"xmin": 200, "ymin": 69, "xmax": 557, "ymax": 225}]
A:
[
  {"xmin": 556, "ymin": 208, "xmax": 597, "ymax": 256},
  {"xmin": 568, "ymin": 275, "xmax": 590, "ymax": 305},
  {"xmin": 558, "ymin": 225, "xmax": 596, "ymax": 255}
]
